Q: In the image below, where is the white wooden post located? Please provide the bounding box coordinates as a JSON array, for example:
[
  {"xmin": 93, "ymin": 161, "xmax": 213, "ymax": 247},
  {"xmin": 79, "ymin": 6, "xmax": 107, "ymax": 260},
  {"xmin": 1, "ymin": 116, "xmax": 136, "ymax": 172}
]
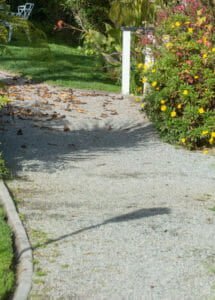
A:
[
  {"xmin": 122, "ymin": 30, "xmax": 131, "ymax": 95},
  {"xmin": 143, "ymin": 46, "xmax": 154, "ymax": 97}
]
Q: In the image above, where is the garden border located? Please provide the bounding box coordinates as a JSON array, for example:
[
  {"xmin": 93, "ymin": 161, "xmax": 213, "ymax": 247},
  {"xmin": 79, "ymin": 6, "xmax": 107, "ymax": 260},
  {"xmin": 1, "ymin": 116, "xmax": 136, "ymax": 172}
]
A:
[{"xmin": 0, "ymin": 180, "xmax": 33, "ymax": 300}]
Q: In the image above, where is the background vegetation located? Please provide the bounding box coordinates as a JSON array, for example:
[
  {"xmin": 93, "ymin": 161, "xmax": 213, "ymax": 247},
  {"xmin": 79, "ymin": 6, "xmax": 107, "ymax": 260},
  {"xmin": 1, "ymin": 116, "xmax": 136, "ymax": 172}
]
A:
[{"xmin": 0, "ymin": 0, "xmax": 214, "ymax": 144}]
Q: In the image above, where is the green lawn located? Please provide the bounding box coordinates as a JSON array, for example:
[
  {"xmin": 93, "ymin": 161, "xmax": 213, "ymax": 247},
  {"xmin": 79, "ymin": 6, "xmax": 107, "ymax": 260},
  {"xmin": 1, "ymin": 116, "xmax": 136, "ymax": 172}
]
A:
[
  {"xmin": 0, "ymin": 42, "xmax": 120, "ymax": 92},
  {"xmin": 0, "ymin": 207, "xmax": 15, "ymax": 299}
]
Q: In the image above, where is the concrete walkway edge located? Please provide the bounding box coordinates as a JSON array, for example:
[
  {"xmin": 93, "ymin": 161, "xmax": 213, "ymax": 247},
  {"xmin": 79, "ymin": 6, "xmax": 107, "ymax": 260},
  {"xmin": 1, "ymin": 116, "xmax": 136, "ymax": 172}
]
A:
[{"xmin": 0, "ymin": 180, "xmax": 33, "ymax": 300}]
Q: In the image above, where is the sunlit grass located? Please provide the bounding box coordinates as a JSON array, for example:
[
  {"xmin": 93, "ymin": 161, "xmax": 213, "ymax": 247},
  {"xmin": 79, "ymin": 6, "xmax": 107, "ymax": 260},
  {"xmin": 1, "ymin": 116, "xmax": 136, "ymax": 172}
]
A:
[{"xmin": 0, "ymin": 42, "xmax": 120, "ymax": 92}]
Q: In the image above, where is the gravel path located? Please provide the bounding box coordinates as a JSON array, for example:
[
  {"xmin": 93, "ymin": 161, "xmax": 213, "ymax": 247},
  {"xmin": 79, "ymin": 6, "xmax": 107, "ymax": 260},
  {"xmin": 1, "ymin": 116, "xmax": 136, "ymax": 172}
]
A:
[{"xmin": 0, "ymin": 71, "xmax": 215, "ymax": 299}]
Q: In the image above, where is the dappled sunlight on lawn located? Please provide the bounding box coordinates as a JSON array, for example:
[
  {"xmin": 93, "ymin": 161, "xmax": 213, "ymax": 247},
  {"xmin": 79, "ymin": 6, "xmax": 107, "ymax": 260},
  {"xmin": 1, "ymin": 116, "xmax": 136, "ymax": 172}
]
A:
[{"xmin": 0, "ymin": 43, "xmax": 120, "ymax": 92}]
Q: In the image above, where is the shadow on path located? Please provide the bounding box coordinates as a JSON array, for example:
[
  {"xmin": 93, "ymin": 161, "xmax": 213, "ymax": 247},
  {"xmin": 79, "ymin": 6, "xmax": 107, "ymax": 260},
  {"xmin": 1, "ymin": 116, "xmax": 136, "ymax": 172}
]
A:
[
  {"xmin": 17, "ymin": 207, "xmax": 170, "ymax": 259},
  {"xmin": 0, "ymin": 116, "xmax": 157, "ymax": 174}
]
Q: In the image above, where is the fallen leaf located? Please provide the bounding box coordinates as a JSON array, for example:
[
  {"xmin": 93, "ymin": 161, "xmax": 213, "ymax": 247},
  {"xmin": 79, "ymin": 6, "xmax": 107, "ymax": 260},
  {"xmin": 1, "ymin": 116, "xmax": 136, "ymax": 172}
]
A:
[
  {"xmin": 100, "ymin": 113, "xmax": 108, "ymax": 118},
  {"xmin": 77, "ymin": 109, "xmax": 86, "ymax": 113}
]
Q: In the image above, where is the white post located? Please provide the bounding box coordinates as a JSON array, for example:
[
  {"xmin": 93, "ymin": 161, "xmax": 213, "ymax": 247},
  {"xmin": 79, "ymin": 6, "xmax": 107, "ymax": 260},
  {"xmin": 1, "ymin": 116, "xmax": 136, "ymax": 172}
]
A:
[
  {"xmin": 122, "ymin": 30, "xmax": 131, "ymax": 95},
  {"xmin": 143, "ymin": 46, "xmax": 154, "ymax": 97}
]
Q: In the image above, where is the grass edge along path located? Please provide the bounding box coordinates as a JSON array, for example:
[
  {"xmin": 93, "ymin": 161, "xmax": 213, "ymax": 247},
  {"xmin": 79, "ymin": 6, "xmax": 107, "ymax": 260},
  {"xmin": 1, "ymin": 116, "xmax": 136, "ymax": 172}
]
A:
[
  {"xmin": 0, "ymin": 42, "xmax": 120, "ymax": 93},
  {"xmin": 0, "ymin": 206, "xmax": 15, "ymax": 299}
]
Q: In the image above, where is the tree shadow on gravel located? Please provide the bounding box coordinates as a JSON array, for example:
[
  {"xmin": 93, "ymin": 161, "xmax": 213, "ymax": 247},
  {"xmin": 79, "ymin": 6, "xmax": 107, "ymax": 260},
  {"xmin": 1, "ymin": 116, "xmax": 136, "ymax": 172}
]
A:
[
  {"xmin": 18, "ymin": 207, "xmax": 170, "ymax": 259},
  {"xmin": 0, "ymin": 115, "xmax": 158, "ymax": 174}
]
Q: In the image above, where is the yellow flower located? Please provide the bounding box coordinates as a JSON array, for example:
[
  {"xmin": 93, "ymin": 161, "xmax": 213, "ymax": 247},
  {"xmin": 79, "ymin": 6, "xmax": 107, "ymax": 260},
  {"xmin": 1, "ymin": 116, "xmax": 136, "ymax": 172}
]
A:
[
  {"xmin": 135, "ymin": 97, "xmax": 141, "ymax": 102},
  {"xmin": 177, "ymin": 103, "xmax": 182, "ymax": 109},
  {"xmin": 194, "ymin": 75, "xmax": 199, "ymax": 79},
  {"xmin": 175, "ymin": 21, "xmax": 181, "ymax": 27},
  {"xmin": 212, "ymin": 48, "xmax": 215, "ymax": 52},
  {"xmin": 137, "ymin": 63, "xmax": 144, "ymax": 69},
  {"xmin": 160, "ymin": 99, "xmax": 166, "ymax": 104},
  {"xmin": 187, "ymin": 28, "xmax": 193, "ymax": 33},
  {"xmin": 202, "ymin": 37, "xmax": 207, "ymax": 43},
  {"xmin": 201, "ymin": 130, "xmax": 209, "ymax": 136},
  {"xmin": 202, "ymin": 53, "xmax": 207, "ymax": 59},
  {"xmin": 183, "ymin": 90, "xmax": 189, "ymax": 96},
  {"xmin": 181, "ymin": 138, "xmax": 186, "ymax": 144},
  {"xmin": 141, "ymin": 77, "xmax": 147, "ymax": 83},
  {"xmin": 198, "ymin": 107, "xmax": 205, "ymax": 114},
  {"xmin": 165, "ymin": 42, "xmax": 173, "ymax": 48},
  {"xmin": 197, "ymin": 16, "xmax": 206, "ymax": 26},
  {"xmin": 162, "ymin": 35, "xmax": 170, "ymax": 42},
  {"xmin": 156, "ymin": 87, "xmax": 160, "ymax": 91},
  {"xmin": 203, "ymin": 149, "xmax": 208, "ymax": 154},
  {"xmin": 151, "ymin": 68, "xmax": 156, "ymax": 73},
  {"xmin": 141, "ymin": 103, "xmax": 146, "ymax": 109},
  {"xmin": 209, "ymin": 137, "xmax": 214, "ymax": 145},
  {"xmin": 211, "ymin": 132, "xmax": 215, "ymax": 138},
  {"xmin": 143, "ymin": 63, "xmax": 152, "ymax": 71},
  {"xmin": 151, "ymin": 81, "xmax": 157, "ymax": 87},
  {"xmin": 161, "ymin": 105, "xmax": 167, "ymax": 112},
  {"xmin": 171, "ymin": 111, "xmax": 177, "ymax": 117}
]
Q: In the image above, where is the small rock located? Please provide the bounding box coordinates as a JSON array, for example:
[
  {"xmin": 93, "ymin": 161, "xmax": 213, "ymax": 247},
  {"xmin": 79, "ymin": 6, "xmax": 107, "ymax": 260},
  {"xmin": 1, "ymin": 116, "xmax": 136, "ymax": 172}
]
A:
[
  {"xmin": 17, "ymin": 129, "xmax": 23, "ymax": 135},
  {"xmin": 64, "ymin": 125, "xmax": 70, "ymax": 132}
]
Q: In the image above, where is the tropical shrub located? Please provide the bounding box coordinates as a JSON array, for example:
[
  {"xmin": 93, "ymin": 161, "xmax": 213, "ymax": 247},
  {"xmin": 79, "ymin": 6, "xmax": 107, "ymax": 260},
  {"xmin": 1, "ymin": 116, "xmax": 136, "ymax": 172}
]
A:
[
  {"xmin": 82, "ymin": 0, "xmax": 163, "ymax": 82},
  {"xmin": 139, "ymin": 0, "xmax": 215, "ymax": 149}
]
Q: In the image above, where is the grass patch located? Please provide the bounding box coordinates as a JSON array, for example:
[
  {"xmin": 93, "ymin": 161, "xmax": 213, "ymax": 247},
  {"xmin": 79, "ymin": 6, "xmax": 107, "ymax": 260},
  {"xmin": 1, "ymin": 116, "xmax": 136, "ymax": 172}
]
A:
[
  {"xmin": 0, "ymin": 42, "xmax": 120, "ymax": 92},
  {"xmin": 0, "ymin": 207, "xmax": 15, "ymax": 299},
  {"xmin": 0, "ymin": 154, "xmax": 10, "ymax": 180}
]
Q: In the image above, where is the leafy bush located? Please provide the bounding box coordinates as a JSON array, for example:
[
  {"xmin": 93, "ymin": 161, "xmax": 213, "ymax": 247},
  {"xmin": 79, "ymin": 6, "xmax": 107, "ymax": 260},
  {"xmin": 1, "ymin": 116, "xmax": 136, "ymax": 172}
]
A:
[
  {"xmin": 83, "ymin": 0, "xmax": 163, "ymax": 82},
  {"xmin": 139, "ymin": 0, "xmax": 215, "ymax": 149}
]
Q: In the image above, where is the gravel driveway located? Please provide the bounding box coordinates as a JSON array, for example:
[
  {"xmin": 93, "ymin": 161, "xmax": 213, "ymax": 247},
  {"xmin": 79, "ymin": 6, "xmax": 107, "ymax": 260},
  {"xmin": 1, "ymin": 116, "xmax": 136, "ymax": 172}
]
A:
[{"xmin": 0, "ymin": 71, "xmax": 215, "ymax": 299}]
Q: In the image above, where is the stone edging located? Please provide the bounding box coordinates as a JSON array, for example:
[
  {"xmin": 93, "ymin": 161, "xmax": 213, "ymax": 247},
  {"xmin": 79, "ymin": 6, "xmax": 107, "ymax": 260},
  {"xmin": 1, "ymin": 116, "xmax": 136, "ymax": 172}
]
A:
[{"xmin": 0, "ymin": 180, "xmax": 33, "ymax": 300}]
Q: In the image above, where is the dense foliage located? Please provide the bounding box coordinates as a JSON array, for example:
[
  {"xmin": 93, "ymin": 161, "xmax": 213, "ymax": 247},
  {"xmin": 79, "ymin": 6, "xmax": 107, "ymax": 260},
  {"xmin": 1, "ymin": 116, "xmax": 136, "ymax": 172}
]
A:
[{"xmin": 138, "ymin": 0, "xmax": 215, "ymax": 149}]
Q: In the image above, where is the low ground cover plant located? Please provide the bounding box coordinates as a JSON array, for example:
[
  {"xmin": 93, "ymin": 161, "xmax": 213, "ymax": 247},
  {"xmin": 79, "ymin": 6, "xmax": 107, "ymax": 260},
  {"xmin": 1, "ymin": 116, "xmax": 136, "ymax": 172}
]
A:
[
  {"xmin": 0, "ymin": 207, "xmax": 15, "ymax": 299},
  {"xmin": 138, "ymin": 0, "xmax": 215, "ymax": 149},
  {"xmin": 0, "ymin": 153, "xmax": 10, "ymax": 179}
]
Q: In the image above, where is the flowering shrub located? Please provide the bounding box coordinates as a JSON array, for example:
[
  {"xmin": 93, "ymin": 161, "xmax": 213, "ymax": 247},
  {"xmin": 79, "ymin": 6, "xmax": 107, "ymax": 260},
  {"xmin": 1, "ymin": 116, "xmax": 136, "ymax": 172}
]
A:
[{"xmin": 139, "ymin": 0, "xmax": 215, "ymax": 149}]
